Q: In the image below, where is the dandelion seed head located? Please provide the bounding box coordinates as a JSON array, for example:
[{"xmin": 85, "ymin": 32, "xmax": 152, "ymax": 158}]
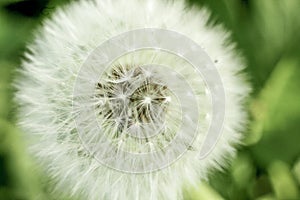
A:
[{"xmin": 15, "ymin": 0, "xmax": 251, "ymax": 199}]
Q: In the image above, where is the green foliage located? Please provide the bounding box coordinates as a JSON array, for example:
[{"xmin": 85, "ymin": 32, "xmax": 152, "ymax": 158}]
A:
[
  {"xmin": 0, "ymin": 120, "xmax": 44, "ymax": 200},
  {"xmin": 1, "ymin": 0, "xmax": 300, "ymax": 199},
  {"xmin": 0, "ymin": 0, "xmax": 22, "ymax": 6}
]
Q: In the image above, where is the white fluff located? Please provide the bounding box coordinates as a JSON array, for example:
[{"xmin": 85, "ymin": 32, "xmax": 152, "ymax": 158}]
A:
[{"xmin": 15, "ymin": 0, "xmax": 251, "ymax": 199}]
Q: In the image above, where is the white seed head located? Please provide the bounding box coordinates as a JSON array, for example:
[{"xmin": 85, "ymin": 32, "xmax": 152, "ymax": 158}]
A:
[{"xmin": 15, "ymin": 0, "xmax": 251, "ymax": 199}]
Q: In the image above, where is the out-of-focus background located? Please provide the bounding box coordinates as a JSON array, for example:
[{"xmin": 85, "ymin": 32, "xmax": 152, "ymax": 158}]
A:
[{"xmin": 1, "ymin": 0, "xmax": 300, "ymax": 199}]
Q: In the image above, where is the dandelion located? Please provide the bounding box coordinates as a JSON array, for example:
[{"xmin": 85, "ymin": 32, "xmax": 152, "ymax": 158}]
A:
[{"xmin": 15, "ymin": 0, "xmax": 251, "ymax": 199}]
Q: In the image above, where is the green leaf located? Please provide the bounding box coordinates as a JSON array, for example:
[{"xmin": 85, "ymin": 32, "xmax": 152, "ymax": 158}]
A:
[
  {"xmin": 231, "ymin": 153, "xmax": 255, "ymax": 188},
  {"xmin": 0, "ymin": 0, "xmax": 23, "ymax": 6},
  {"xmin": 0, "ymin": 119, "xmax": 45, "ymax": 200},
  {"xmin": 268, "ymin": 161, "xmax": 299, "ymax": 199},
  {"xmin": 249, "ymin": 58, "xmax": 300, "ymax": 166}
]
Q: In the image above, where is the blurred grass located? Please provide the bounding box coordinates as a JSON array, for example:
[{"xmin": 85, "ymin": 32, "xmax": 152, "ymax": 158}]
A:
[
  {"xmin": 0, "ymin": 120, "xmax": 44, "ymax": 200},
  {"xmin": 1, "ymin": 0, "xmax": 300, "ymax": 199}
]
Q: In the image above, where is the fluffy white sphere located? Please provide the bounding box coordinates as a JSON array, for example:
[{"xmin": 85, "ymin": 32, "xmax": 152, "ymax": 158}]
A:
[{"xmin": 15, "ymin": 0, "xmax": 251, "ymax": 199}]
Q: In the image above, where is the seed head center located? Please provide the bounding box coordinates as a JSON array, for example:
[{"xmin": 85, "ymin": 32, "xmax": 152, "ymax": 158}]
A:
[{"xmin": 143, "ymin": 97, "xmax": 152, "ymax": 104}]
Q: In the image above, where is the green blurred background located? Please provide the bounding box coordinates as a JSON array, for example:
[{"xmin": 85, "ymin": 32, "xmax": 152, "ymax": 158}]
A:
[{"xmin": 1, "ymin": 0, "xmax": 300, "ymax": 199}]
